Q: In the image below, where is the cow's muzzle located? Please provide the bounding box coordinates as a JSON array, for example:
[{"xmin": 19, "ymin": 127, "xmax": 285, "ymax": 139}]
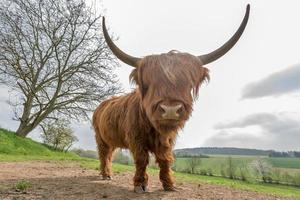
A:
[{"xmin": 160, "ymin": 104, "xmax": 183, "ymax": 120}]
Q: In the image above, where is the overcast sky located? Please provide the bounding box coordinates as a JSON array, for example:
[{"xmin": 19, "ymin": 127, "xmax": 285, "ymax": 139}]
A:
[{"xmin": 1, "ymin": 0, "xmax": 300, "ymax": 151}]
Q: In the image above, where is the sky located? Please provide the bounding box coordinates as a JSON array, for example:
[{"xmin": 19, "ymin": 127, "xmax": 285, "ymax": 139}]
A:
[{"xmin": 1, "ymin": 0, "xmax": 300, "ymax": 151}]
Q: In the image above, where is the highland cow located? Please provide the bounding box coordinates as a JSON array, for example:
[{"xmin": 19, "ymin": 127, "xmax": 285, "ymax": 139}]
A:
[{"xmin": 93, "ymin": 5, "xmax": 250, "ymax": 193}]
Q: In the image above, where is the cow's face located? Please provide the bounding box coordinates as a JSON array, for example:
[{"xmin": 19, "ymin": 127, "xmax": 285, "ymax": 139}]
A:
[
  {"xmin": 102, "ymin": 5, "xmax": 249, "ymax": 132},
  {"xmin": 130, "ymin": 52, "xmax": 209, "ymax": 132}
]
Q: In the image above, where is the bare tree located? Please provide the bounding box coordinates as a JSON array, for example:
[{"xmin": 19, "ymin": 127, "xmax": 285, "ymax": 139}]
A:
[
  {"xmin": 41, "ymin": 118, "xmax": 78, "ymax": 152},
  {"xmin": 226, "ymin": 156, "xmax": 236, "ymax": 179},
  {"xmin": 186, "ymin": 157, "xmax": 201, "ymax": 174},
  {"xmin": 250, "ymin": 158, "xmax": 272, "ymax": 183},
  {"xmin": 0, "ymin": 0, "xmax": 120, "ymax": 137}
]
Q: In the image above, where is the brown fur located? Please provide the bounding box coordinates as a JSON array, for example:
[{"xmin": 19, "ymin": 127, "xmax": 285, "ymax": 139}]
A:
[{"xmin": 93, "ymin": 51, "xmax": 209, "ymax": 190}]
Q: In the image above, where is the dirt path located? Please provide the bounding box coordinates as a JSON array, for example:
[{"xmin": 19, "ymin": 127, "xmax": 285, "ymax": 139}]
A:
[{"xmin": 0, "ymin": 161, "xmax": 297, "ymax": 200}]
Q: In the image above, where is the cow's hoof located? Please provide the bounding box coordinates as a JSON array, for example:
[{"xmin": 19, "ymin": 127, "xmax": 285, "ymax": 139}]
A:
[
  {"xmin": 163, "ymin": 186, "xmax": 177, "ymax": 192},
  {"xmin": 134, "ymin": 185, "xmax": 148, "ymax": 193},
  {"xmin": 101, "ymin": 175, "xmax": 112, "ymax": 180}
]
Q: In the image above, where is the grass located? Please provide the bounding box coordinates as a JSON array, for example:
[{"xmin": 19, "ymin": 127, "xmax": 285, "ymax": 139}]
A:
[
  {"xmin": 15, "ymin": 180, "xmax": 32, "ymax": 192},
  {"xmin": 174, "ymin": 171, "xmax": 300, "ymax": 199},
  {"xmin": 0, "ymin": 128, "xmax": 300, "ymax": 199},
  {"xmin": 0, "ymin": 128, "xmax": 79, "ymax": 158}
]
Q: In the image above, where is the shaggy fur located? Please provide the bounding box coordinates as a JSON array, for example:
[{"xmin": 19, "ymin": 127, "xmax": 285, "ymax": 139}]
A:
[{"xmin": 93, "ymin": 51, "xmax": 209, "ymax": 191}]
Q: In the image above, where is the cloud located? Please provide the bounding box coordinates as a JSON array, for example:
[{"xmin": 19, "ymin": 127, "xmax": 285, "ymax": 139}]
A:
[
  {"xmin": 205, "ymin": 130, "xmax": 270, "ymax": 149},
  {"xmin": 214, "ymin": 113, "xmax": 277, "ymax": 129},
  {"xmin": 242, "ymin": 64, "xmax": 300, "ymax": 99},
  {"xmin": 214, "ymin": 113, "xmax": 299, "ymax": 134},
  {"xmin": 205, "ymin": 112, "xmax": 300, "ymax": 151}
]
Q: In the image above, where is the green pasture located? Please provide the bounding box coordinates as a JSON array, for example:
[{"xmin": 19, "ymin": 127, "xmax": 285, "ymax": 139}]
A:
[{"xmin": 268, "ymin": 157, "xmax": 300, "ymax": 169}]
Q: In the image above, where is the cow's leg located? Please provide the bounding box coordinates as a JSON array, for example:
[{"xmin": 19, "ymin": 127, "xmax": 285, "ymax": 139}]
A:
[
  {"xmin": 96, "ymin": 135, "xmax": 115, "ymax": 180},
  {"xmin": 155, "ymin": 147, "xmax": 176, "ymax": 191},
  {"xmin": 99, "ymin": 145, "xmax": 115, "ymax": 180},
  {"xmin": 132, "ymin": 149, "xmax": 149, "ymax": 193}
]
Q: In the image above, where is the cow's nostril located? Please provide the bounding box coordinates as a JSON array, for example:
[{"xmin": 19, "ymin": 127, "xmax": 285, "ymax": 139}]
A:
[
  {"xmin": 158, "ymin": 105, "xmax": 165, "ymax": 113},
  {"xmin": 177, "ymin": 105, "xmax": 183, "ymax": 113}
]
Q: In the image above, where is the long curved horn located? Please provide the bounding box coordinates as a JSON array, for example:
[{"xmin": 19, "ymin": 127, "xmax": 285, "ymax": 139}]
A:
[
  {"xmin": 102, "ymin": 17, "xmax": 141, "ymax": 67},
  {"xmin": 198, "ymin": 4, "xmax": 250, "ymax": 65}
]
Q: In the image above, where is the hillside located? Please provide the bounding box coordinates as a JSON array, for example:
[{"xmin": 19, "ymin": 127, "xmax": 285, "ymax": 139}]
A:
[
  {"xmin": 174, "ymin": 147, "xmax": 273, "ymax": 156},
  {"xmin": 0, "ymin": 128, "xmax": 80, "ymax": 160}
]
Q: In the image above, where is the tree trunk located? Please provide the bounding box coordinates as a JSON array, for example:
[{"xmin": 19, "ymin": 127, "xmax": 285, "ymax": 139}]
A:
[
  {"xmin": 15, "ymin": 94, "xmax": 34, "ymax": 137},
  {"xmin": 15, "ymin": 109, "xmax": 53, "ymax": 137},
  {"xmin": 15, "ymin": 107, "xmax": 51, "ymax": 137},
  {"xmin": 15, "ymin": 122, "xmax": 34, "ymax": 137}
]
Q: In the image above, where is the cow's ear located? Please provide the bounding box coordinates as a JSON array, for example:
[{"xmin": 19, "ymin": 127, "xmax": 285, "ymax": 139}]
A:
[
  {"xmin": 136, "ymin": 66, "xmax": 148, "ymax": 99},
  {"xmin": 129, "ymin": 68, "xmax": 138, "ymax": 85},
  {"xmin": 138, "ymin": 75, "xmax": 148, "ymax": 99},
  {"xmin": 192, "ymin": 67, "xmax": 210, "ymax": 99},
  {"xmin": 140, "ymin": 84, "xmax": 148, "ymax": 99},
  {"xmin": 201, "ymin": 67, "xmax": 210, "ymax": 83},
  {"xmin": 130, "ymin": 68, "xmax": 147, "ymax": 98}
]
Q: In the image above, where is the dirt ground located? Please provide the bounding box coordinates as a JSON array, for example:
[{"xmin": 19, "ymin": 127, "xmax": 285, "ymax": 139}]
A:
[{"xmin": 0, "ymin": 161, "xmax": 298, "ymax": 200}]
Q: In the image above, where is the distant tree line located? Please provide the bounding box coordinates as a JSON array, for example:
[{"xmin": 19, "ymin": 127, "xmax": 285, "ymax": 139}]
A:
[
  {"xmin": 174, "ymin": 152, "xmax": 210, "ymax": 158},
  {"xmin": 268, "ymin": 151, "xmax": 300, "ymax": 158}
]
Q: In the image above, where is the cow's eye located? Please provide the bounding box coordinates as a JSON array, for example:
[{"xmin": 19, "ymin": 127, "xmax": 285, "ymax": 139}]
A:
[
  {"xmin": 143, "ymin": 85, "xmax": 148, "ymax": 93},
  {"xmin": 140, "ymin": 84, "xmax": 149, "ymax": 98}
]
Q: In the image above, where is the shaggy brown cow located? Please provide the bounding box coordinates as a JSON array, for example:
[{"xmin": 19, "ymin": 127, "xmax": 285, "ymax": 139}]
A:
[{"xmin": 93, "ymin": 5, "xmax": 250, "ymax": 193}]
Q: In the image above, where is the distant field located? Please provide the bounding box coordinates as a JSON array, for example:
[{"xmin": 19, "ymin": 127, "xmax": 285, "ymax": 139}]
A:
[{"xmin": 268, "ymin": 157, "xmax": 300, "ymax": 169}]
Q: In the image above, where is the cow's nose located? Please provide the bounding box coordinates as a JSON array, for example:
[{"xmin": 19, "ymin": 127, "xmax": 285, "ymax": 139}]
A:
[{"xmin": 160, "ymin": 104, "xmax": 182, "ymax": 120}]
